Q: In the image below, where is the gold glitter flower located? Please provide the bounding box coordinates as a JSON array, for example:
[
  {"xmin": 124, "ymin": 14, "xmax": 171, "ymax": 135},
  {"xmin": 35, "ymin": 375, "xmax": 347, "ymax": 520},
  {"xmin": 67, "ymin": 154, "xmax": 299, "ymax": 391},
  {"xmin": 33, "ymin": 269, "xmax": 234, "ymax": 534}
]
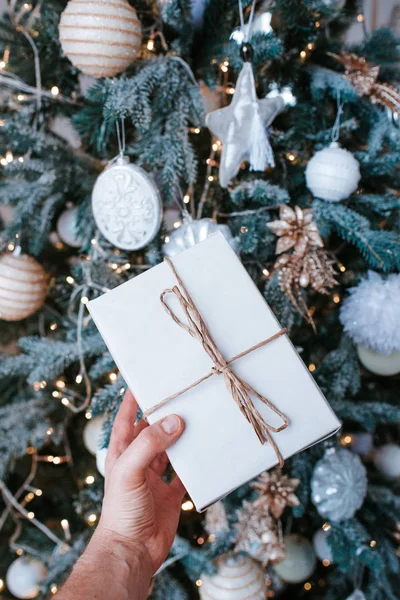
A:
[
  {"xmin": 267, "ymin": 205, "xmax": 323, "ymax": 257},
  {"xmin": 251, "ymin": 470, "xmax": 300, "ymax": 520}
]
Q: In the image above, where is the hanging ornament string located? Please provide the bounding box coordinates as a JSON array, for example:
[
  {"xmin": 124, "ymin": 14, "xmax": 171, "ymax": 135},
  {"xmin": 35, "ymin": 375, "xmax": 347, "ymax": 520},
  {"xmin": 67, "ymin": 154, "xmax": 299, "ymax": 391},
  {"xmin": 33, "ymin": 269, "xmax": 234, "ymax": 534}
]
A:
[
  {"xmin": 331, "ymin": 90, "xmax": 344, "ymax": 143},
  {"xmin": 238, "ymin": 0, "xmax": 257, "ymax": 42}
]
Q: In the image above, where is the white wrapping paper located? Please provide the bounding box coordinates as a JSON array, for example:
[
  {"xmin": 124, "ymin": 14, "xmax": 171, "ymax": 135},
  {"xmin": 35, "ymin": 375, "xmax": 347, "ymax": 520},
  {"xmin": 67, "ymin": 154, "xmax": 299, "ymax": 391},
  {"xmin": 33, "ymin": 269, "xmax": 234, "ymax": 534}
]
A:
[{"xmin": 88, "ymin": 233, "xmax": 340, "ymax": 511}]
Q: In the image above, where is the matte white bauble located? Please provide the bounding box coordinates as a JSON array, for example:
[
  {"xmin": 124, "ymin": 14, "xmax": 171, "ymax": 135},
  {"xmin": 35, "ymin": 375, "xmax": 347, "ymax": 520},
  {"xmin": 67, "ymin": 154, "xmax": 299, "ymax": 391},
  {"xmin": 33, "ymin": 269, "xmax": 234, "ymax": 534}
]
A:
[
  {"xmin": 59, "ymin": 0, "xmax": 142, "ymax": 78},
  {"xmin": 56, "ymin": 207, "xmax": 85, "ymax": 248},
  {"xmin": 312, "ymin": 529, "xmax": 333, "ymax": 563},
  {"xmin": 373, "ymin": 444, "xmax": 400, "ymax": 479},
  {"xmin": 96, "ymin": 447, "xmax": 108, "ymax": 477},
  {"xmin": 83, "ymin": 415, "xmax": 105, "ymax": 456},
  {"xmin": 6, "ymin": 557, "xmax": 47, "ymax": 599},
  {"xmin": 350, "ymin": 433, "xmax": 374, "ymax": 457},
  {"xmin": 357, "ymin": 344, "xmax": 400, "ymax": 376},
  {"xmin": 199, "ymin": 554, "xmax": 266, "ymax": 600},
  {"xmin": 305, "ymin": 142, "xmax": 361, "ymax": 202},
  {"xmin": 273, "ymin": 535, "xmax": 316, "ymax": 584},
  {"xmin": 0, "ymin": 252, "xmax": 47, "ymax": 321}
]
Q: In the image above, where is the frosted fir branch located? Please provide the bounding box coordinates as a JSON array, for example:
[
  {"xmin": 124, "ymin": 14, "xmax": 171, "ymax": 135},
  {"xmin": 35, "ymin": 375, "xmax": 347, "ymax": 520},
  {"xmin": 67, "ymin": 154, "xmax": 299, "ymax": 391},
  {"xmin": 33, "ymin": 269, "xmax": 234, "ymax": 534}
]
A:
[
  {"xmin": 41, "ymin": 534, "xmax": 90, "ymax": 596},
  {"xmin": 0, "ymin": 72, "xmax": 79, "ymax": 105},
  {"xmin": 310, "ymin": 66, "xmax": 359, "ymax": 102},
  {"xmin": 315, "ymin": 337, "xmax": 361, "ymax": 401},
  {"xmin": 367, "ymin": 486, "xmax": 400, "ymax": 523},
  {"xmin": 229, "ymin": 179, "xmax": 290, "ymax": 207},
  {"xmin": 331, "ymin": 400, "xmax": 400, "ymax": 432}
]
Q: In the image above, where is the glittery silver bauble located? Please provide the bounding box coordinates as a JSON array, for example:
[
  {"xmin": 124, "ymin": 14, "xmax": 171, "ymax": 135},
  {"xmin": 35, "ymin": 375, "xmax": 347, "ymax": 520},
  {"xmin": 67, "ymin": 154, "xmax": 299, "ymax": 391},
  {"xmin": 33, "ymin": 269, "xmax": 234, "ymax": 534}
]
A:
[
  {"xmin": 56, "ymin": 206, "xmax": 85, "ymax": 248},
  {"xmin": 163, "ymin": 217, "xmax": 238, "ymax": 257},
  {"xmin": 273, "ymin": 535, "xmax": 316, "ymax": 584},
  {"xmin": 311, "ymin": 448, "xmax": 367, "ymax": 521},
  {"xmin": 305, "ymin": 142, "xmax": 361, "ymax": 202},
  {"xmin": 59, "ymin": 0, "xmax": 142, "ymax": 78},
  {"xmin": 199, "ymin": 554, "xmax": 266, "ymax": 600},
  {"xmin": 0, "ymin": 252, "xmax": 47, "ymax": 321},
  {"xmin": 6, "ymin": 557, "xmax": 47, "ymax": 599},
  {"xmin": 92, "ymin": 157, "xmax": 162, "ymax": 251}
]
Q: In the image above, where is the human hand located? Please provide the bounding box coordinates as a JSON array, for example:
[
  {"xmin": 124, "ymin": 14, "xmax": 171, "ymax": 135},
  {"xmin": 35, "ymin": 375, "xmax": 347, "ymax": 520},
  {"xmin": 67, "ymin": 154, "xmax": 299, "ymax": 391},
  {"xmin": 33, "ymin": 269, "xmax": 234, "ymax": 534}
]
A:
[{"xmin": 58, "ymin": 391, "xmax": 185, "ymax": 600}]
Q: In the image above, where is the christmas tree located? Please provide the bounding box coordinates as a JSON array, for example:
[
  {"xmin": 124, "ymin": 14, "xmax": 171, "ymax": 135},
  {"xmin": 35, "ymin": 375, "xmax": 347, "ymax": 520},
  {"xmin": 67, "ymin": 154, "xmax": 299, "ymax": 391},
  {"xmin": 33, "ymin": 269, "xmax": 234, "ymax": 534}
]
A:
[{"xmin": 0, "ymin": 0, "xmax": 400, "ymax": 599}]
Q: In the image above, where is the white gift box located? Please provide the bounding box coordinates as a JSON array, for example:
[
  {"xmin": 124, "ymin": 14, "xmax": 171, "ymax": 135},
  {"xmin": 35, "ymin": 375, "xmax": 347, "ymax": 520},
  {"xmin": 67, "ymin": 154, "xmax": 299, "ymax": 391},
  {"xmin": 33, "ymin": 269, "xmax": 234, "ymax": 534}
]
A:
[{"xmin": 88, "ymin": 232, "xmax": 340, "ymax": 511}]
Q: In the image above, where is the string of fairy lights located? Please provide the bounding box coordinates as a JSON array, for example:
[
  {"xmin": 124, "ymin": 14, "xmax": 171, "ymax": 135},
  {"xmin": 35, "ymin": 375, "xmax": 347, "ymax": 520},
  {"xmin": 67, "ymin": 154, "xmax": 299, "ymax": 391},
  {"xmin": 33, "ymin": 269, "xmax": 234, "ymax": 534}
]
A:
[{"xmin": 0, "ymin": 1, "xmax": 372, "ymax": 596}]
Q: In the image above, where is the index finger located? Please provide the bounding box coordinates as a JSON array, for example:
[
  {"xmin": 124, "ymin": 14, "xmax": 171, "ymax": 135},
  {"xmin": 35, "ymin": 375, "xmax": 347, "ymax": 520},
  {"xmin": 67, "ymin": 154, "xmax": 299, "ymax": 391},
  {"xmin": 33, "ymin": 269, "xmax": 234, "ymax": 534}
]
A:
[{"xmin": 107, "ymin": 389, "xmax": 139, "ymax": 468}]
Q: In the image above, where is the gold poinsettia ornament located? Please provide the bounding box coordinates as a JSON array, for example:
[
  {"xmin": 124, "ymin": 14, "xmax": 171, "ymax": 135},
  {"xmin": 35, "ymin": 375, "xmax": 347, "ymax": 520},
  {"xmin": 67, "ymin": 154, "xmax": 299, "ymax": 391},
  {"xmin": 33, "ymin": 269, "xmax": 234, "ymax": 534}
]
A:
[
  {"xmin": 329, "ymin": 51, "xmax": 400, "ymax": 116},
  {"xmin": 267, "ymin": 205, "xmax": 337, "ymax": 329},
  {"xmin": 251, "ymin": 469, "xmax": 300, "ymax": 520}
]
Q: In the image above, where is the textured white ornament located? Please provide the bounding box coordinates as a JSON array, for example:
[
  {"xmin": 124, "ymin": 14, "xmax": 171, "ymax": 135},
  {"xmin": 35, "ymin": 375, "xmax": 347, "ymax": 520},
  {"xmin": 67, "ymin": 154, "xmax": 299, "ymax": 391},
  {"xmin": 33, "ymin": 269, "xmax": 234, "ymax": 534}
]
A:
[
  {"xmin": 92, "ymin": 157, "xmax": 162, "ymax": 250},
  {"xmin": 357, "ymin": 344, "xmax": 400, "ymax": 376},
  {"xmin": 83, "ymin": 415, "xmax": 105, "ymax": 456},
  {"xmin": 96, "ymin": 446, "xmax": 108, "ymax": 477},
  {"xmin": 340, "ymin": 271, "xmax": 400, "ymax": 359},
  {"xmin": 373, "ymin": 444, "xmax": 400, "ymax": 479},
  {"xmin": 312, "ymin": 529, "xmax": 333, "ymax": 563},
  {"xmin": 0, "ymin": 253, "xmax": 47, "ymax": 321},
  {"xmin": 56, "ymin": 206, "xmax": 85, "ymax": 248},
  {"xmin": 199, "ymin": 554, "xmax": 266, "ymax": 600},
  {"xmin": 6, "ymin": 557, "xmax": 47, "ymax": 599},
  {"xmin": 59, "ymin": 0, "xmax": 142, "ymax": 78},
  {"xmin": 305, "ymin": 142, "xmax": 361, "ymax": 201},
  {"xmin": 163, "ymin": 217, "xmax": 238, "ymax": 257},
  {"xmin": 273, "ymin": 535, "xmax": 316, "ymax": 584}
]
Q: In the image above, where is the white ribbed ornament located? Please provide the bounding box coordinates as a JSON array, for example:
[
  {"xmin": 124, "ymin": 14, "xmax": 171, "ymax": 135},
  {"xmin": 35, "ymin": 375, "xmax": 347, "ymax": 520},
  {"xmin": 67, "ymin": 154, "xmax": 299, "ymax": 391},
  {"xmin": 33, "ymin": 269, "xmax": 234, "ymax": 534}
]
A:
[
  {"xmin": 6, "ymin": 557, "xmax": 47, "ymax": 599},
  {"xmin": 59, "ymin": 0, "xmax": 142, "ymax": 78},
  {"xmin": 0, "ymin": 253, "xmax": 47, "ymax": 321},
  {"xmin": 305, "ymin": 142, "xmax": 361, "ymax": 202},
  {"xmin": 199, "ymin": 554, "xmax": 266, "ymax": 600}
]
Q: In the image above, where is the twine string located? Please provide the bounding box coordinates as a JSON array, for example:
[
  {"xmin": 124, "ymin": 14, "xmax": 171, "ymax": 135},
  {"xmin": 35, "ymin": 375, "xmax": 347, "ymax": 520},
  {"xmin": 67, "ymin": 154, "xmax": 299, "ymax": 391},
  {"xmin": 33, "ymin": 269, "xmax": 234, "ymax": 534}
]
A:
[{"xmin": 142, "ymin": 258, "xmax": 289, "ymax": 467}]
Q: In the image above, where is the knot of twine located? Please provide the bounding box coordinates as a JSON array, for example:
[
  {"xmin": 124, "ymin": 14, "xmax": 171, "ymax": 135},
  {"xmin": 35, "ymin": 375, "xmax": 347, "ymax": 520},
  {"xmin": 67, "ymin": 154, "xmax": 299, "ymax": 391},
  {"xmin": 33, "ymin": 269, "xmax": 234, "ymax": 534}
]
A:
[{"xmin": 142, "ymin": 258, "xmax": 289, "ymax": 467}]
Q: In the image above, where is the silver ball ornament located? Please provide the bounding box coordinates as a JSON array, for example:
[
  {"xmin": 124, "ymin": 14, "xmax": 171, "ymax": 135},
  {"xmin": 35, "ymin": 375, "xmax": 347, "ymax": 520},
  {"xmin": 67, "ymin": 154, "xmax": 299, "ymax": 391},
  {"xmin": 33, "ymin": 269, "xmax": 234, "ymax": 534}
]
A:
[
  {"xmin": 311, "ymin": 448, "xmax": 367, "ymax": 521},
  {"xmin": 312, "ymin": 529, "xmax": 334, "ymax": 563},
  {"xmin": 273, "ymin": 535, "xmax": 316, "ymax": 584},
  {"xmin": 92, "ymin": 157, "xmax": 162, "ymax": 251},
  {"xmin": 6, "ymin": 557, "xmax": 47, "ymax": 599},
  {"xmin": 373, "ymin": 444, "xmax": 400, "ymax": 479},
  {"xmin": 163, "ymin": 218, "xmax": 238, "ymax": 257},
  {"xmin": 59, "ymin": 0, "xmax": 142, "ymax": 78},
  {"xmin": 305, "ymin": 142, "xmax": 361, "ymax": 202},
  {"xmin": 56, "ymin": 207, "xmax": 85, "ymax": 248}
]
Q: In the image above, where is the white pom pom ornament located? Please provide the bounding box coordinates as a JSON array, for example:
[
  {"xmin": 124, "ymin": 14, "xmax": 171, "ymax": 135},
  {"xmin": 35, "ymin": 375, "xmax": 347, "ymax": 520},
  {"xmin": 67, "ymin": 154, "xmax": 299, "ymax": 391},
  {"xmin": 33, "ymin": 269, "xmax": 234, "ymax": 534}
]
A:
[
  {"xmin": 273, "ymin": 535, "xmax": 316, "ymax": 584},
  {"xmin": 0, "ymin": 252, "xmax": 47, "ymax": 321},
  {"xmin": 56, "ymin": 206, "xmax": 85, "ymax": 248},
  {"xmin": 199, "ymin": 554, "xmax": 265, "ymax": 600},
  {"xmin": 340, "ymin": 272, "xmax": 400, "ymax": 375},
  {"xmin": 59, "ymin": 0, "xmax": 142, "ymax": 79},
  {"xmin": 305, "ymin": 142, "xmax": 361, "ymax": 202},
  {"xmin": 6, "ymin": 557, "xmax": 47, "ymax": 599}
]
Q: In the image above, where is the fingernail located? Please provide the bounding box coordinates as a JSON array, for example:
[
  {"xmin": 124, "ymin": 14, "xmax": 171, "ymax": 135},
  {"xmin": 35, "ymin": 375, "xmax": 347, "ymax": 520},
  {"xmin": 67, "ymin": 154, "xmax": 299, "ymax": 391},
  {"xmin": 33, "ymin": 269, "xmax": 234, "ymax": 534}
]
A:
[{"xmin": 161, "ymin": 415, "xmax": 180, "ymax": 434}]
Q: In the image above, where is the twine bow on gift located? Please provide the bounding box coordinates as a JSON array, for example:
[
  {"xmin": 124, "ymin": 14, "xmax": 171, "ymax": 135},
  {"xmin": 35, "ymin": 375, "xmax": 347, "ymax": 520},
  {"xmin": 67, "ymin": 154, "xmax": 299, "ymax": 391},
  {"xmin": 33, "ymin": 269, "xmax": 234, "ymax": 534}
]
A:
[{"xmin": 141, "ymin": 258, "xmax": 289, "ymax": 467}]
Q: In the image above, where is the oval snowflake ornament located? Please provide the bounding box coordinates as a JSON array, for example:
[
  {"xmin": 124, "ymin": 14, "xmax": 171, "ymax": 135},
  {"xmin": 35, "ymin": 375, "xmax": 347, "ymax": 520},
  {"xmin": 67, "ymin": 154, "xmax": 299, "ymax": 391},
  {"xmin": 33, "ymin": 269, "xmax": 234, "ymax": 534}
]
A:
[
  {"xmin": 92, "ymin": 157, "xmax": 162, "ymax": 251},
  {"xmin": 311, "ymin": 448, "xmax": 367, "ymax": 521}
]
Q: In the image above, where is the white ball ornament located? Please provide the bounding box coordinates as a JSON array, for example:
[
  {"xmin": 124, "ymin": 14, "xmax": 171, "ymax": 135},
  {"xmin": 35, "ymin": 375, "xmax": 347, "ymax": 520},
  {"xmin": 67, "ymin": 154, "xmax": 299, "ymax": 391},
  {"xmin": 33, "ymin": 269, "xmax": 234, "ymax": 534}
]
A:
[
  {"xmin": 340, "ymin": 272, "xmax": 400, "ymax": 376},
  {"xmin": 373, "ymin": 444, "xmax": 400, "ymax": 479},
  {"xmin": 305, "ymin": 142, "xmax": 361, "ymax": 202},
  {"xmin": 92, "ymin": 157, "xmax": 162, "ymax": 250},
  {"xmin": 0, "ymin": 252, "xmax": 47, "ymax": 321},
  {"xmin": 199, "ymin": 554, "xmax": 266, "ymax": 600},
  {"xmin": 56, "ymin": 206, "xmax": 85, "ymax": 248},
  {"xmin": 273, "ymin": 535, "xmax": 316, "ymax": 584},
  {"xmin": 312, "ymin": 529, "xmax": 333, "ymax": 563},
  {"xmin": 163, "ymin": 217, "xmax": 238, "ymax": 257},
  {"xmin": 96, "ymin": 446, "xmax": 108, "ymax": 477},
  {"xmin": 6, "ymin": 557, "xmax": 47, "ymax": 599},
  {"xmin": 83, "ymin": 415, "xmax": 105, "ymax": 456},
  {"xmin": 59, "ymin": 0, "xmax": 142, "ymax": 79}
]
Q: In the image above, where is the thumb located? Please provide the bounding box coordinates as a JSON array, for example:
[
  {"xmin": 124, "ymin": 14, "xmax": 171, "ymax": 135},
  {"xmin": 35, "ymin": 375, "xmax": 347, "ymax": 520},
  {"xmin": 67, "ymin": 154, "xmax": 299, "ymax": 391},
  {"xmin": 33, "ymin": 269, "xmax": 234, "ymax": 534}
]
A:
[{"xmin": 118, "ymin": 415, "xmax": 184, "ymax": 485}]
